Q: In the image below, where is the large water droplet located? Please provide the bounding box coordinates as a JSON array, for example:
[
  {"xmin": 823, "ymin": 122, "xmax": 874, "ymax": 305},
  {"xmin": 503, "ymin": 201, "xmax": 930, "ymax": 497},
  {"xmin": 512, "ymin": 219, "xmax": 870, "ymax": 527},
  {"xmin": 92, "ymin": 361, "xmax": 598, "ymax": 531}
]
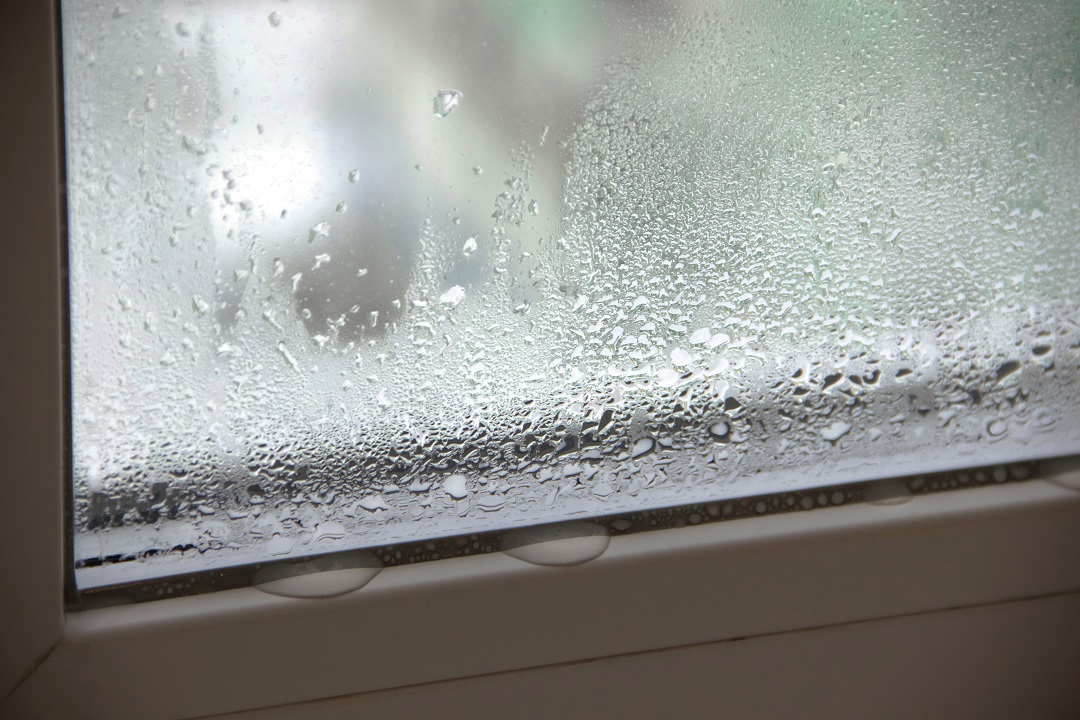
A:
[
  {"xmin": 821, "ymin": 421, "xmax": 852, "ymax": 442},
  {"xmin": 253, "ymin": 550, "xmax": 383, "ymax": 599},
  {"xmin": 501, "ymin": 521, "xmax": 610, "ymax": 566},
  {"xmin": 631, "ymin": 437, "xmax": 655, "ymax": 458},
  {"xmin": 1040, "ymin": 456, "xmax": 1080, "ymax": 492},
  {"xmin": 432, "ymin": 89, "xmax": 462, "ymax": 118},
  {"xmin": 439, "ymin": 285, "xmax": 466, "ymax": 307},
  {"xmin": 358, "ymin": 494, "xmax": 388, "ymax": 511},
  {"xmin": 864, "ymin": 478, "xmax": 912, "ymax": 505},
  {"xmin": 708, "ymin": 421, "xmax": 730, "ymax": 440},
  {"xmin": 670, "ymin": 347, "xmax": 692, "ymax": 366},
  {"xmin": 443, "ymin": 474, "xmax": 469, "ymax": 499}
]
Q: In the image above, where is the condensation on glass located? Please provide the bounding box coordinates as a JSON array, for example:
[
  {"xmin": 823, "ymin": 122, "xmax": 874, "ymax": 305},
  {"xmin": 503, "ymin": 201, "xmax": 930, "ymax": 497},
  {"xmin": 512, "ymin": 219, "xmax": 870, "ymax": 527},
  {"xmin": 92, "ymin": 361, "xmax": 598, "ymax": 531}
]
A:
[{"xmin": 64, "ymin": 0, "xmax": 1080, "ymax": 588}]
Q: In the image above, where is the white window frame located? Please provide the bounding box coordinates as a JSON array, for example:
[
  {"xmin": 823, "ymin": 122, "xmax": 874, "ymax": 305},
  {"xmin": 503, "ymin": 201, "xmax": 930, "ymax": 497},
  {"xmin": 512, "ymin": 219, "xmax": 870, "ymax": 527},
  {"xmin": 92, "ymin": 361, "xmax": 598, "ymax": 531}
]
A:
[{"xmin": 3, "ymin": 4, "xmax": 1080, "ymax": 718}]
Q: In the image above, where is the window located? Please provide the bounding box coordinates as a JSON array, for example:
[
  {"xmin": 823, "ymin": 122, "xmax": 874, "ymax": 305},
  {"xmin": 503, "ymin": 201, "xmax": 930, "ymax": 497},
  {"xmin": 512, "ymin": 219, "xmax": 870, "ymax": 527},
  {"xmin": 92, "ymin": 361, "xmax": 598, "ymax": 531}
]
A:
[
  {"xmin": 3, "ymin": 3, "xmax": 1080, "ymax": 717},
  {"xmin": 64, "ymin": 0, "xmax": 1080, "ymax": 590}
]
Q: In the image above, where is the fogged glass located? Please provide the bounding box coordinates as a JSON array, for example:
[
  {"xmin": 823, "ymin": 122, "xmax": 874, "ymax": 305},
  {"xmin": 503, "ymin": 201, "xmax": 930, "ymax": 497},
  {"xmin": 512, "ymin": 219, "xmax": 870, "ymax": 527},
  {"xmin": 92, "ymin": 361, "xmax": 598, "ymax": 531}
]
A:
[{"xmin": 65, "ymin": 0, "xmax": 1080, "ymax": 587}]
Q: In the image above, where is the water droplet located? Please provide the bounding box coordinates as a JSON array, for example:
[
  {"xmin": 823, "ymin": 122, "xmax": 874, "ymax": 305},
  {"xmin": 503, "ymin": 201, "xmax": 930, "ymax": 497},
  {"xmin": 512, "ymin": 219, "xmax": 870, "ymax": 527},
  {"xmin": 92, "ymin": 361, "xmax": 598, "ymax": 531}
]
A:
[
  {"xmin": 689, "ymin": 328, "xmax": 711, "ymax": 345},
  {"xmin": 253, "ymin": 550, "xmax": 382, "ymax": 599},
  {"xmin": 308, "ymin": 221, "xmax": 330, "ymax": 243},
  {"xmin": 265, "ymin": 534, "xmax": 293, "ymax": 556},
  {"xmin": 335, "ymin": 201, "xmax": 347, "ymax": 213},
  {"xmin": 986, "ymin": 418, "xmax": 1008, "ymax": 437},
  {"xmin": 358, "ymin": 495, "xmax": 388, "ymax": 512},
  {"xmin": 477, "ymin": 496, "xmax": 506, "ymax": 512},
  {"xmin": 708, "ymin": 421, "xmax": 730, "ymax": 440},
  {"xmin": 347, "ymin": 169, "xmax": 360, "ymax": 183},
  {"xmin": 528, "ymin": 199, "xmax": 539, "ymax": 216},
  {"xmin": 864, "ymin": 478, "xmax": 912, "ymax": 505},
  {"xmin": 462, "ymin": 236, "xmax": 477, "ymax": 256},
  {"xmin": 631, "ymin": 437, "xmax": 655, "ymax": 458},
  {"xmin": 591, "ymin": 482, "xmax": 615, "ymax": 497},
  {"xmin": 175, "ymin": 22, "xmax": 191, "ymax": 37},
  {"xmin": 439, "ymin": 285, "xmax": 466, "ymax": 307},
  {"xmin": 657, "ymin": 368, "xmax": 680, "ymax": 387},
  {"xmin": 472, "ymin": 165, "xmax": 483, "ymax": 176},
  {"xmin": 704, "ymin": 357, "xmax": 728, "ymax": 376},
  {"xmin": 313, "ymin": 522, "xmax": 346, "ymax": 542},
  {"xmin": 821, "ymin": 421, "xmax": 852, "ymax": 442},
  {"xmin": 670, "ymin": 347, "xmax": 692, "ymax": 366},
  {"xmin": 995, "ymin": 360, "xmax": 1021, "ymax": 382},
  {"xmin": 267, "ymin": 11, "xmax": 281, "ymax": 27},
  {"xmin": 502, "ymin": 521, "xmax": 610, "ymax": 567},
  {"xmin": 442, "ymin": 474, "xmax": 469, "ymax": 499},
  {"xmin": 708, "ymin": 332, "xmax": 731, "ymax": 348},
  {"xmin": 432, "ymin": 89, "xmax": 462, "ymax": 118},
  {"xmin": 191, "ymin": 294, "xmax": 210, "ymax": 316},
  {"xmin": 1040, "ymin": 456, "xmax": 1080, "ymax": 492},
  {"xmin": 277, "ymin": 342, "xmax": 300, "ymax": 372}
]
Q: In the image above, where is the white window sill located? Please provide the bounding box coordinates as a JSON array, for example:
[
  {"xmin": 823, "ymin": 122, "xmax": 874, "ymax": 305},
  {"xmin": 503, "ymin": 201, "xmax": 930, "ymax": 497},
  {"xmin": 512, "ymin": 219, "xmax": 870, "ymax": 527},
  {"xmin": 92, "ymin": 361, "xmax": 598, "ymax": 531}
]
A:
[
  {"xmin": 205, "ymin": 591, "xmax": 1080, "ymax": 720},
  {"xmin": 5, "ymin": 477, "xmax": 1080, "ymax": 719}
]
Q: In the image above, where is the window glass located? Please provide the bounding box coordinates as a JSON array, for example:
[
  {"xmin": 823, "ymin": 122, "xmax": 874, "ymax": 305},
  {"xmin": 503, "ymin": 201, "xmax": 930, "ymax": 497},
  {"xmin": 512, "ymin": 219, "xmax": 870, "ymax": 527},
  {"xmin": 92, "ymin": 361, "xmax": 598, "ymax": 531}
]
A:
[{"xmin": 65, "ymin": 0, "xmax": 1080, "ymax": 587}]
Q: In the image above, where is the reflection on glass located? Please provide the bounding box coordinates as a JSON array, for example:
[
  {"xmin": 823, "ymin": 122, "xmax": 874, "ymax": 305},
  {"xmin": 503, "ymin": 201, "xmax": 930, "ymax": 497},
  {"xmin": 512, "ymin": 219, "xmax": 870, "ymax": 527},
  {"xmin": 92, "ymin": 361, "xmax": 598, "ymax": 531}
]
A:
[{"xmin": 64, "ymin": 0, "xmax": 1080, "ymax": 587}]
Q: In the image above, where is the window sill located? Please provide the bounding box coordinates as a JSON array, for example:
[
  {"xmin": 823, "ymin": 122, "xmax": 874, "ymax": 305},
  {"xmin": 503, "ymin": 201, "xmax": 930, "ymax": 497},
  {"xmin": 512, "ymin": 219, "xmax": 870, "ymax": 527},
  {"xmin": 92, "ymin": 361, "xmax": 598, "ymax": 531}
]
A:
[{"xmin": 5, "ymin": 477, "xmax": 1080, "ymax": 719}]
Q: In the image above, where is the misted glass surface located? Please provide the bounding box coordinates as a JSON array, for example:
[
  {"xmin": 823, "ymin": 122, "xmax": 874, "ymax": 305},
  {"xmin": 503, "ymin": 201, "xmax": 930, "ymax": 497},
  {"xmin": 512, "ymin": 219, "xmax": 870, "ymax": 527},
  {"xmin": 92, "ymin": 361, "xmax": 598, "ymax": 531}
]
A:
[{"xmin": 65, "ymin": 0, "xmax": 1080, "ymax": 587}]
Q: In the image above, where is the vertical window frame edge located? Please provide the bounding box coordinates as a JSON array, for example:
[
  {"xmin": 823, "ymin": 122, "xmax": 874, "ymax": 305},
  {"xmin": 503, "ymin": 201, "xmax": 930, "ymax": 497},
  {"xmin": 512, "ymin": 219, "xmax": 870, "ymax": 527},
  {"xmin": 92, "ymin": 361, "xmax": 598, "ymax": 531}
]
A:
[{"xmin": 0, "ymin": 0, "xmax": 68, "ymax": 705}]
